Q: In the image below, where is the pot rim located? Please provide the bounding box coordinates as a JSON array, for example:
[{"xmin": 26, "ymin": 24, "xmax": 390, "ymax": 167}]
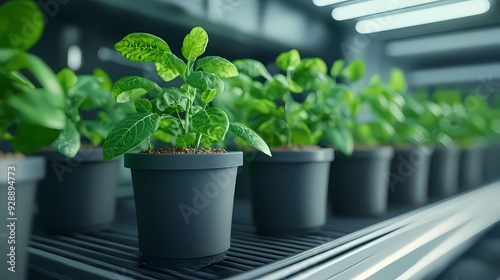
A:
[
  {"xmin": 124, "ymin": 151, "xmax": 243, "ymax": 170},
  {"xmin": 36, "ymin": 147, "xmax": 116, "ymax": 162},
  {"xmin": 247, "ymin": 147, "xmax": 334, "ymax": 163},
  {"xmin": 336, "ymin": 145, "xmax": 394, "ymax": 159},
  {"xmin": 392, "ymin": 145, "xmax": 434, "ymax": 155},
  {"xmin": 0, "ymin": 156, "xmax": 45, "ymax": 182}
]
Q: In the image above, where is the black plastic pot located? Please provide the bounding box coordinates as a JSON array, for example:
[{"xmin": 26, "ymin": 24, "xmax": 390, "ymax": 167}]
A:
[
  {"xmin": 388, "ymin": 146, "xmax": 433, "ymax": 206},
  {"xmin": 234, "ymin": 150, "xmax": 261, "ymax": 200},
  {"xmin": 483, "ymin": 142, "xmax": 500, "ymax": 184},
  {"xmin": 428, "ymin": 145, "xmax": 461, "ymax": 198},
  {"xmin": 0, "ymin": 156, "xmax": 45, "ymax": 280},
  {"xmin": 125, "ymin": 152, "xmax": 242, "ymax": 269},
  {"xmin": 459, "ymin": 146, "xmax": 485, "ymax": 191},
  {"xmin": 248, "ymin": 148, "xmax": 334, "ymax": 236},
  {"xmin": 35, "ymin": 148, "xmax": 119, "ymax": 233},
  {"xmin": 330, "ymin": 146, "xmax": 394, "ymax": 216}
]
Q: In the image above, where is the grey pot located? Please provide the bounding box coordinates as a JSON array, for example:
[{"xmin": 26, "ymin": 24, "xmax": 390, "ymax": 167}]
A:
[
  {"xmin": 389, "ymin": 146, "xmax": 433, "ymax": 206},
  {"xmin": 428, "ymin": 145, "xmax": 461, "ymax": 198},
  {"xmin": 330, "ymin": 146, "xmax": 394, "ymax": 216},
  {"xmin": 35, "ymin": 148, "xmax": 119, "ymax": 233},
  {"xmin": 483, "ymin": 142, "xmax": 500, "ymax": 184},
  {"xmin": 248, "ymin": 148, "xmax": 334, "ymax": 236},
  {"xmin": 125, "ymin": 152, "xmax": 242, "ymax": 269},
  {"xmin": 0, "ymin": 156, "xmax": 45, "ymax": 280},
  {"xmin": 459, "ymin": 146, "xmax": 485, "ymax": 191}
]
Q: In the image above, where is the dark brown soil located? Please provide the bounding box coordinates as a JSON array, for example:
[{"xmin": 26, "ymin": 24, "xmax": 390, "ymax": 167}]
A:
[
  {"xmin": 41, "ymin": 143, "xmax": 98, "ymax": 151},
  {"xmin": 0, "ymin": 151, "xmax": 24, "ymax": 158},
  {"xmin": 141, "ymin": 147, "xmax": 227, "ymax": 154}
]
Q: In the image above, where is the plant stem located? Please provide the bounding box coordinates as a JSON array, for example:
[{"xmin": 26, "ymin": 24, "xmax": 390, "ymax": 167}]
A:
[
  {"xmin": 194, "ymin": 133, "xmax": 202, "ymax": 149},
  {"xmin": 183, "ymin": 60, "xmax": 195, "ymax": 135},
  {"xmin": 176, "ymin": 111, "xmax": 185, "ymax": 131},
  {"xmin": 285, "ymin": 69, "xmax": 293, "ymax": 148},
  {"xmin": 185, "ymin": 100, "xmax": 191, "ymax": 135},
  {"xmin": 284, "ymin": 91, "xmax": 293, "ymax": 148}
]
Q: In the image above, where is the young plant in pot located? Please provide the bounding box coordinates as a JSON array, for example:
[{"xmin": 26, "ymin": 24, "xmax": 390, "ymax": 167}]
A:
[
  {"xmin": 0, "ymin": 1, "xmax": 66, "ymax": 279},
  {"xmin": 213, "ymin": 73, "xmax": 264, "ymax": 200},
  {"xmin": 326, "ymin": 59, "xmax": 396, "ymax": 217},
  {"xmin": 34, "ymin": 68, "xmax": 125, "ymax": 234},
  {"xmin": 432, "ymin": 89, "xmax": 489, "ymax": 191},
  {"xmin": 102, "ymin": 27, "xmax": 271, "ymax": 268},
  {"xmin": 231, "ymin": 50, "xmax": 335, "ymax": 236},
  {"xmin": 407, "ymin": 90, "xmax": 461, "ymax": 199},
  {"xmin": 480, "ymin": 96, "xmax": 500, "ymax": 183},
  {"xmin": 376, "ymin": 68, "xmax": 435, "ymax": 207}
]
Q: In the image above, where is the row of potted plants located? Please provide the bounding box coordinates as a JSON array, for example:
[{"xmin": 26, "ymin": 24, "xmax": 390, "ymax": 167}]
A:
[
  {"xmin": 0, "ymin": 2, "xmax": 132, "ymax": 279},
  {"xmin": 2, "ymin": 0, "xmax": 500, "ymax": 274}
]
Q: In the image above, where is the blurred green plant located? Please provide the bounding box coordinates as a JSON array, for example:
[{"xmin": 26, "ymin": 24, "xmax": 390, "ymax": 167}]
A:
[
  {"xmin": 326, "ymin": 59, "xmax": 406, "ymax": 153},
  {"xmin": 51, "ymin": 68, "xmax": 130, "ymax": 157},
  {"xmin": 0, "ymin": 0, "xmax": 66, "ymax": 154},
  {"xmin": 223, "ymin": 49, "xmax": 355, "ymax": 154}
]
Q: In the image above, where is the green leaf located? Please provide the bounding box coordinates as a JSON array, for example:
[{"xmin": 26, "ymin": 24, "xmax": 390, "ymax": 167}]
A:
[
  {"xmin": 186, "ymin": 71, "xmax": 224, "ymax": 94},
  {"xmin": 389, "ymin": 68, "xmax": 407, "ymax": 93},
  {"xmin": 10, "ymin": 123, "xmax": 60, "ymax": 155},
  {"xmin": 229, "ymin": 122, "xmax": 271, "ymax": 157},
  {"xmin": 372, "ymin": 121, "xmax": 395, "ymax": 143},
  {"xmin": 155, "ymin": 52, "xmax": 186, "ymax": 82},
  {"xmin": 201, "ymin": 89, "xmax": 217, "ymax": 105},
  {"xmin": 250, "ymin": 99, "xmax": 278, "ymax": 115},
  {"xmin": 6, "ymin": 88, "xmax": 65, "ymax": 130},
  {"xmin": 56, "ymin": 68, "xmax": 78, "ymax": 93},
  {"xmin": 154, "ymin": 115, "xmax": 181, "ymax": 144},
  {"xmin": 3, "ymin": 51, "xmax": 64, "ymax": 103},
  {"xmin": 369, "ymin": 95, "xmax": 405, "ymax": 123},
  {"xmin": 0, "ymin": 1, "xmax": 44, "ymax": 51},
  {"xmin": 196, "ymin": 56, "xmax": 238, "ymax": 78},
  {"xmin": 298, "ymin": 58, "xmax": 327, "ymax": 74},
  {"xmin": 264, "ymin": 77, "xmax": 288, "ymax": 100},
  {"xmin": 290, "ymin": 122, "xmax": 313, "ymax": 145},
  {"xmin": 112, "ymin": 76, "xmax": 161, "ymax": 102},
  {"xmin": 7, "ymin": 71, "xmax": 34, "ymax": 89},
  {"xmin": 115, "ymin": 33, "xmax": 170, "ymax": 62},
  {"xmin": 181, "ymin": 27, "xmax": 208, "ymax": 60},
  {"xmin": 233, "ymin": 59, "xmax": 273, "ymax": 80},
  {"xmin": 94, "ymin": 68, "xmax": 113, "ymax": 91},
  {"xmin": 276, "ymin": 49, "xmax": 301, "ymax": 72},
  {"xmin": 176, "ymin": 133, "xmax": 196, "ymax": 148},
  {"xmin": 103, "ymin": 113, "xmax": 160, "ymax": 160},
  {"xmin": 192, "ymin": 108, "xmax": 229, "ymax": 142},
  {"xmin": 324, "ymin": 124, "xmax": 354, "ymax": 156},
  {"xmin": 80, "ymin": 120, "xmax": 111, "ymax": 146},
  {"xmin": 134, "ymin": 99, "xmax": 152, "ymax": 113},
  {"xmin": 330, "ymin": 59, "xmax": 345, "ymax": 78},
  {"xmin": 433, "ymin": 89, "xmax": 462, "ymax": 105},
  {"xmin": 158, "ymin": 115, "xmax": 180, "ymax": 132},
  {"xmin": 154, "ymin": 87, "xmax": 188, "ymax": 113},
  {"xmin": 51, "ymin": 120, "xmax": 81, "ymax": 158},
  {"xmin": 344, "ymin": 59, "xmax": 365, "ymax": 82},
  {"xmin": 70, "ymin": 76, "xmax": 112, "ymax": 109},
  {"xmin": 289, "ymin": 80, "xmax": 303, "ymax": 93},
  {"xmin": 293, "ymin": 70, "xmax": 332, "ymax": 91}
]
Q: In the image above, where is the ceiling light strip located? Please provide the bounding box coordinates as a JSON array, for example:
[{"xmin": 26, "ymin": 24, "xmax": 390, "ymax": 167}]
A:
[
  {"xmin": 355, "ymin": 0, "xmax": 491, "ymax": 34},
  {"xmin": 332, "ymin": 0, "xmax": 445, "ymax": 21}
]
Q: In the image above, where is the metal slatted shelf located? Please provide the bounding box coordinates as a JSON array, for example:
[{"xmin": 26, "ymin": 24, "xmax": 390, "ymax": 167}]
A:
[
  {"xmin": 29, "ymin": 183, "xmax": 500, "ymax": 280},
  {"xmin": 28, "ymin": 198, "xmax": 407, "ymax": 280}
]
